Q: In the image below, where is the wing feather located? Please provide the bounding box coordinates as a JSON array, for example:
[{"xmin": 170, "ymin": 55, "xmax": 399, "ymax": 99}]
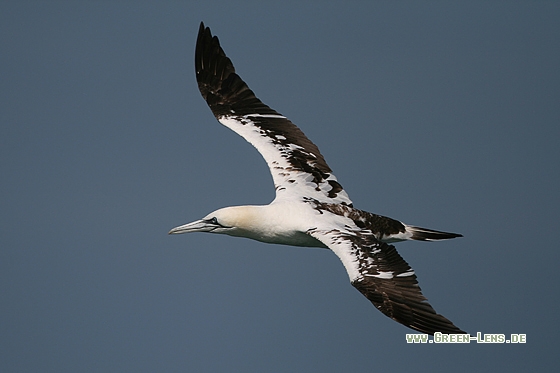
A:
[
  {"xmin": 308, "ymin": 228, "xmax": 466, "ymax": 335},
  {"xmin": 195, "ymin": 22, "xmax": 351, "ymax": 205}
]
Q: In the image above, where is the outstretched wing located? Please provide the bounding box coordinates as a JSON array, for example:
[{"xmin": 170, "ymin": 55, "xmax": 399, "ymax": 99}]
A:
[
  {"xmin": 195, "ymin": 22, "xmax": 352, "ymax": 205},
  {"xmin": 308, "ymin": 228, "xmax": 466, "ymax": 335}
]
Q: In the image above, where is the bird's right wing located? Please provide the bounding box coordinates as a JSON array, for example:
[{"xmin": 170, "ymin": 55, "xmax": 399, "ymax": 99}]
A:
[{"xmin": 307, "ymin": 228, "xmax": 466, "ymax": 335}]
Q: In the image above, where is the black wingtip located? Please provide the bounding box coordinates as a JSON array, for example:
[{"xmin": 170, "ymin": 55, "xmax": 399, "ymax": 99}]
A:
[
  {"xmin": 194, "ymin": 21, "xmax": 284, "ymax": 118},
  {"xmin": 199, "ymin": 21, "xmax": 209, "ymax": 33},
  {"xmin": 353, "ymin": 277, "xmax": 466, "ymax": 335}
]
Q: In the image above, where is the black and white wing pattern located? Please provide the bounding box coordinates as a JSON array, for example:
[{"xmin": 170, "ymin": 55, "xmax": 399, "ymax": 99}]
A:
[
  {"xmin": 308, "ymin": 228, "xmax": 466, "ymax": 335},
  {"xmin": 195, "ymin": 22, "xmax": 352, "ymax": 205}
]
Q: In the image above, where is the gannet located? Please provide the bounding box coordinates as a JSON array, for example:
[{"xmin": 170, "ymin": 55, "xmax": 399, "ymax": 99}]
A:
[{"xmin": 169, "ymin": 22, "xmax": 466, "ymax": 335}]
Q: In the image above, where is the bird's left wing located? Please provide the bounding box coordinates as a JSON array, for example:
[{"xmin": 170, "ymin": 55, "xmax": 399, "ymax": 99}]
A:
[
  {"xmin": 195, "ymin": 22, "xmax": 352, "ymax": 206},
  {"xmin": 307, "ymin": 228, "xmax": 466, "ymax": 335}
]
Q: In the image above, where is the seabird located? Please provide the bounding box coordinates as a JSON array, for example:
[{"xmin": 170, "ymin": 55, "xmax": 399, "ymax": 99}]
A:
[{"xmin": 170, "ymin": 22, "xmax": 466, "ymax": 335}]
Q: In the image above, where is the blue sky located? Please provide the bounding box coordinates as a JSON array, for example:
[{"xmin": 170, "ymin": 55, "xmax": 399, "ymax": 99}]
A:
[{"xmin": 1, "ymin": 1, "xmax": 559, "ymax": 372}]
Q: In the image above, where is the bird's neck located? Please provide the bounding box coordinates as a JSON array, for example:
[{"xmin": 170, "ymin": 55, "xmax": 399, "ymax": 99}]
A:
[{"xmin": 221, "ymin": 204, "xmax": 325, "ymax": 248}]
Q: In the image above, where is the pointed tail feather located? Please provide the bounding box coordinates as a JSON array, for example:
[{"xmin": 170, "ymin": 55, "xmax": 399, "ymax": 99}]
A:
[{"xmin": 406, "ymin": 225, "xmax": 463, "ymax": 241}]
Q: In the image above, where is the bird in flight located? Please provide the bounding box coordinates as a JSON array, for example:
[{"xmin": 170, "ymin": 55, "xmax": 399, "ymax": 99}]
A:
[{"xmin": 170, "ymin": 22, "xmax": 466, "ymax": 335}]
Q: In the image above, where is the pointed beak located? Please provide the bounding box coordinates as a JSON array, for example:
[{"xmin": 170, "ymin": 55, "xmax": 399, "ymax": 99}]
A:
[{"xmin": 168, "ymin": 219, "xmax": 218, "ymax": 235}]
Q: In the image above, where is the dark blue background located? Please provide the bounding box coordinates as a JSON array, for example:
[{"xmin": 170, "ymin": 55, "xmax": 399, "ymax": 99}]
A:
[{"xmin": 2, "ymin": 2, "xmax": 558, "ymax": 372}]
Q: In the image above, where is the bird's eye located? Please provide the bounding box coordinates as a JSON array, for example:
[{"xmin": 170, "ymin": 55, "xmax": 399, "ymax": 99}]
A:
[{"xmin": 206, "ymin": 216, "xmax": 229, "ymax": 229}]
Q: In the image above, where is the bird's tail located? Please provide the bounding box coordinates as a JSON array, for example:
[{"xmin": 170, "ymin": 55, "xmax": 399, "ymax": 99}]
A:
[{"xmin": 405, "ymin": 225, "xmax": 463, "ymax": 241}]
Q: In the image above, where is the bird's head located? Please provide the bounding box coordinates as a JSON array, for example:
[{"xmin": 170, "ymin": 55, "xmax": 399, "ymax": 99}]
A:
[{"xmin": 168, "ymin": 206, "xmax": 256, "ymax": 236}]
